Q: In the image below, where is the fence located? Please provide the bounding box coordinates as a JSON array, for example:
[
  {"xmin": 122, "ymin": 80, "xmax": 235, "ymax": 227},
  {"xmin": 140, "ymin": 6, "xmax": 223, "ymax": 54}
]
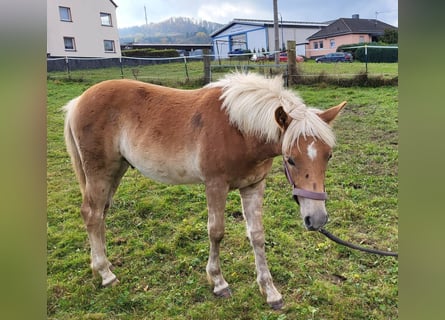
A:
[{"xmin": 47, "ymin": 50, "xmax": 398, "ymax": 87}]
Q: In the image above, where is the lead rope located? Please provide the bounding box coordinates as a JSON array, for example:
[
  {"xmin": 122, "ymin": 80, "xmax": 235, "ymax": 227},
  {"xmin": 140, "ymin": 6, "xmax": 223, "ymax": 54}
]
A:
[
  {"xmin": 319, "ymin": 228, "xmax": 398, "ymax": 257},
  {"xmin": 282, "ymin": 159, "xmax": 398, "ymax": 257}
]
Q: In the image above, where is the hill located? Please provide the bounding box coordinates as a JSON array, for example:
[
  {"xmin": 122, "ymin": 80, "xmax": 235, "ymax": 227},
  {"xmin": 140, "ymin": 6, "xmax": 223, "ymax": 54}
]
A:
[{"xmin": 119, "ymin": 17, "xmax": 223, "ymax": 44}]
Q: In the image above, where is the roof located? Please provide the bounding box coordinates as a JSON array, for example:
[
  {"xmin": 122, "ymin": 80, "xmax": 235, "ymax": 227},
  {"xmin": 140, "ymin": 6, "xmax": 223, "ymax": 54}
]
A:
[
  {"xmin": 211, "ymin": 18, "xmax": 328, "ymax": 37},
  {"xmin": 109, "ymin": 0, "xmax": 118, "ymax": 7},
  {"xmin": 307, "ymin": 18, "xmax": 397, "ymax": 40}
]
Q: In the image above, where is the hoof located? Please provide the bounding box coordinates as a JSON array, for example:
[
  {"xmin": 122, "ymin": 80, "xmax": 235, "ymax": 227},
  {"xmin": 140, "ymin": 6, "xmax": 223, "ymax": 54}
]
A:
[
  {"xmin": 269, "ymin": 299, "xmax": 284, "ymax": 310},
  {"xmin": 214, "ymin": 287, "xmax": 232, "ymax": 298},
  {"xmin": 102, "ymin": 275, "xmax": 119, "ymax": 287},
  {"xmin": 110, "ymin": 278, "xmax": 120, "ymax": 287}
]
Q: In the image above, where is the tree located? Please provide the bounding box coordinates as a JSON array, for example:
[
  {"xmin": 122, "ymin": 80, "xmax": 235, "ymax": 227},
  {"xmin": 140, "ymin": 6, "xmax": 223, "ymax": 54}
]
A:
[{"xmin": 380, "ymin": 29, "xmax": 398, "ymax": 44}]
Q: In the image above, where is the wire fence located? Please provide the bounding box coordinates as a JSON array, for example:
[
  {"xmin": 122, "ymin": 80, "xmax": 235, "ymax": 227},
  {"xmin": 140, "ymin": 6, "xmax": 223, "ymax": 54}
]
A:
[
  {"xmin": 47, "ymin": 55, "xmax": 206, "ymax": 83},
  {"xmin": 47, "ymin": 53, "xmax": 398, "ymax": 87}
]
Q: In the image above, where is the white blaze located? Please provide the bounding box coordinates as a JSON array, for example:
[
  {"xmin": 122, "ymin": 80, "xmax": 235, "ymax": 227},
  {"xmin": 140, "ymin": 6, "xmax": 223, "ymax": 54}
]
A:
[{"xmin": 307, "ymin": 141, "xmax": 317, "ymax": 161}]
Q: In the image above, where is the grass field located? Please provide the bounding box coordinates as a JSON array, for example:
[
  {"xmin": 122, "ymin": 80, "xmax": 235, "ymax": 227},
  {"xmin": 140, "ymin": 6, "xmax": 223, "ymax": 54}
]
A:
[{"xmin": 47, "ymin": 72, "xmax": 398, "ymax": 319}]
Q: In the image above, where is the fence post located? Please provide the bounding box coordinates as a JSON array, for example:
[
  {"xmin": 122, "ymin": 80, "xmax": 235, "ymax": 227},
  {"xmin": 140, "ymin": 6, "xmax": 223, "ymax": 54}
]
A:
[
  {"xmin": 183, "ymin": 56, "xmax": 189, "ymax": 81},
  {"xmin": 65, "ymin": 56, "xmax": 71, "ymax": 78},
  {"xmin": 119, "ymin": 56, "xmax": 124, "ymax": 79},
  {"xmin": 203, "ymin": 48, "xmax": 211, "ymax": 84},
  {"xmin": 287, "ymin": 40, "xmax": 297, "ymax": 85},
  {"xmin": 365, "ymin": 44, "xmax": 368, "ymax": 74}
]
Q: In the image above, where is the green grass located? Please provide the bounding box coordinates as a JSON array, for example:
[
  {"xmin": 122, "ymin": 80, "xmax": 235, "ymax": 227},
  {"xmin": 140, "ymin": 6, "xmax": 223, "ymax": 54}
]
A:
[
  {"xmin": 47, "ymin": 74, "xmax": 398, "ymax": 319},
  {"xmin": 299, "ymin": 60, "xmax": 397, "ymax": 78}
]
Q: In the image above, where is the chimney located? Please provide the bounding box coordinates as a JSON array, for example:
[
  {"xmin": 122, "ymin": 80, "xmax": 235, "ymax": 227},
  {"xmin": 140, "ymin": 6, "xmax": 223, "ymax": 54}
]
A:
[{"xmin": 352, "ymin": 14, "xmax": 359, "ymax": 19}]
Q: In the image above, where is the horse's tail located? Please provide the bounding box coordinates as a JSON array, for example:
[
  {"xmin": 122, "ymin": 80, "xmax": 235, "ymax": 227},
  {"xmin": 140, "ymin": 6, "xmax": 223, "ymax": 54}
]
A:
[{"xmin": 63, "ymin": 97, "xmax": 86, "ymax": 196}]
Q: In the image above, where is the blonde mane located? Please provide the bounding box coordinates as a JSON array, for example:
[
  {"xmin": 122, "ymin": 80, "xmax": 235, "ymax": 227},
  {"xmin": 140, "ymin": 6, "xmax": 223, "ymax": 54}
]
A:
[{"xmin": 206, "ymin": 72, "xmax": 336, "ymax": 151}]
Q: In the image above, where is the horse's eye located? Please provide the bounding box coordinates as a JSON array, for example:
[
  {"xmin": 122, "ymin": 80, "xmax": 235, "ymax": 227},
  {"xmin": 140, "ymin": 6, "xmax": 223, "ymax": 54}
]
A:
[
  {"xmin": 328, "ymin": 153, "xmax": 333, "ymax": 161},
  {"xmin": 287, "ymin": 157, "xmax": 295, "ymax": 166}
]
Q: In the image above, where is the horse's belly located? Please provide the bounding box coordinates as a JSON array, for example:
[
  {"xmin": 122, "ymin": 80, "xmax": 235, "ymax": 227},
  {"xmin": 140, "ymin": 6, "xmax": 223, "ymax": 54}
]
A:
[
  {"xmin": 121, "ymin": 148, "xmax": 203, "ymax": 185},
  {"xmin": 136, "ymin": 161, "xmax": 203, "ymax": 185}
]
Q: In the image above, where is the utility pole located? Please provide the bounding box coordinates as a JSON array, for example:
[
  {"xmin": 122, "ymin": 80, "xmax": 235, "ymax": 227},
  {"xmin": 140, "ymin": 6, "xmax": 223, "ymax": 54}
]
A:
[
  {"xmin": 279, "ymin": 13, "xmax": 285, "ymax": 50},
  {"xmin": 273, "ymin": 0, "xmax": 279, "ymax": 64},
  {"xmin": 144, "ymin": 5, "xmax": 148, "ymax": 26}
]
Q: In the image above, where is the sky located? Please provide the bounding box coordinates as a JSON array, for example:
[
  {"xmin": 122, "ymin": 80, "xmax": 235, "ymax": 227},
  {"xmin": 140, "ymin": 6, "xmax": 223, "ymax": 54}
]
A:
[{"xmin": 114, "ymin": 0, "xmax": 398, "ymax": 29}]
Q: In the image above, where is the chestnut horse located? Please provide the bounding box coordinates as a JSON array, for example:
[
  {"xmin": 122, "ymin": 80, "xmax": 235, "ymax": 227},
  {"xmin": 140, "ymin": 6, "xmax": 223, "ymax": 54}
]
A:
[{"xmin": 63, "ymin": 73, "xmax": 346, "ymax": 309}]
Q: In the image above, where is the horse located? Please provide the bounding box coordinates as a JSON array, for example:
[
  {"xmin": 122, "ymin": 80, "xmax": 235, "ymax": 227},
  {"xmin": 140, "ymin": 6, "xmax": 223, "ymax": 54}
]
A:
[{"xmin": 63, "ymin": 72, "xmax": 346, "ymax": 309}]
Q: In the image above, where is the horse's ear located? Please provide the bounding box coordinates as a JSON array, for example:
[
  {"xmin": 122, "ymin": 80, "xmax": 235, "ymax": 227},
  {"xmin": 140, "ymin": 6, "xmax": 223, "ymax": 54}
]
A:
[
  {"xmin": 275, "ymin": 106, "xmax": 291, "ymax": 131},
  {"xmin": 318, "ymin": 101, "xmax": 347, "ymax": 125}
]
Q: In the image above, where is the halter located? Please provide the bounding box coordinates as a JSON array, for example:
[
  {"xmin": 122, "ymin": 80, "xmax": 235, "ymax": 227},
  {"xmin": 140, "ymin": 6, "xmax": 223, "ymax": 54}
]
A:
[{"xmin": 282, "ymin": 158, "xmax": 328, "ymax": 204}]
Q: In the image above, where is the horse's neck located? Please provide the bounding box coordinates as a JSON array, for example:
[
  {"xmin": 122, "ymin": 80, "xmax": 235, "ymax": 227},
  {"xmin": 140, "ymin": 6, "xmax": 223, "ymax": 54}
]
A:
[
  {"xmin": 249, "ymin": 138, "xmax": 283, "ymax": 161},
  {"xmin": 269, "ymin": 140, "xmax": 284, "ymax": 158}
]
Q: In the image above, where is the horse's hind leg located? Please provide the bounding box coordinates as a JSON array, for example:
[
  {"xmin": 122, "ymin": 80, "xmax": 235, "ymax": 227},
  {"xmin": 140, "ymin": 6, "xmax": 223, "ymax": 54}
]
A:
[
  {"xmin": 240, "ymin": 180, "xmax": 283, "ymax": 309},
  {"xmin": 81, "ymin": 161, "xmax": 128, "ymax": 287},
  {"xmin": 205, "ymin": 180, "xmax": 231, "ymax": 297}
]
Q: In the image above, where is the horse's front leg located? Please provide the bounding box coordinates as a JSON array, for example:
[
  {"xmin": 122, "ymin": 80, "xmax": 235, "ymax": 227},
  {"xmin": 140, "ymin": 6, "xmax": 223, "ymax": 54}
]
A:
[
  {"xmin": 240, "ymin": 180, "xmax": 283, "ymax": 310},
  {"xmin": 205, "ymin": 180, "xmax": 231, "ymax": 298}
]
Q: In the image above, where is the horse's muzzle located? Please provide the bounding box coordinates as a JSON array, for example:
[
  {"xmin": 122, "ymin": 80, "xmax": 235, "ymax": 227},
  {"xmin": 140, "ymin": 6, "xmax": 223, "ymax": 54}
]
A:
[
  {"xmin": 299, "ymin": 197, "xmax": 329, "ymax": 231},
  {"xmin": 304, "ymin": 213, "xmax": 328, "ymax": 231}
]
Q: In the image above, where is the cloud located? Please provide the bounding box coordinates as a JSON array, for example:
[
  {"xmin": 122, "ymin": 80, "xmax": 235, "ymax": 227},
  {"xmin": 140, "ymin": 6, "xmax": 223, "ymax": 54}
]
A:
[
  {"xmin": 115, "ymin": 0, "xmax": 397, "ymax": 29},
  {"xmin": 197, "ymin": 2, "xmax": 264, "ymax": 24}
]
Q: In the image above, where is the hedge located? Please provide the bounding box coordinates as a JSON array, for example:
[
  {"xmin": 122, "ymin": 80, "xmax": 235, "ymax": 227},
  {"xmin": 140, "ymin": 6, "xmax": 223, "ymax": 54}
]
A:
[
  {"xmin": 354, "ymin": 46, "xmax": 398, "ymax": 63},
  {"xmin": 338, "ymin": 42, "xmax": 398, "ymax": 63},
  {"xmin": 121, "ymin": 48, "xmax": 179, "ymax": 58}
]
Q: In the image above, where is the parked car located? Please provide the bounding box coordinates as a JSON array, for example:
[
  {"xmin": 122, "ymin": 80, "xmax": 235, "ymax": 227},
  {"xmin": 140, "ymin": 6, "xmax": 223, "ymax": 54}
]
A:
[
  {"xmin": 279, "ymin": 52, "xmax": 304, "ymax": 62},
  {"xmin": 250, "ymin": 52, "xmax": 277, "ymax": 62},
  {"xmin": 250, "ymin": 53, "xmax": 257, "ymax": 61},
  {"xmin": 315, "ymin": 52, "xmax": 353, "ymax": 63},
  {"xmin": 228, "ymin": 48, "xmax": 248, "ymax": 57}
]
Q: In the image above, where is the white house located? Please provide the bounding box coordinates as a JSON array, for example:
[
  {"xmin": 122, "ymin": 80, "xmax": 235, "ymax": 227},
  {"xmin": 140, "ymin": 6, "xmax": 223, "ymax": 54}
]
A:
[
  {"xmin": 210, "ymin": 18, "xmax": 328, "ymax": 58},
  {"xmin": 47, "ymin": 0, "xmax": 121, "ymax": 58}
]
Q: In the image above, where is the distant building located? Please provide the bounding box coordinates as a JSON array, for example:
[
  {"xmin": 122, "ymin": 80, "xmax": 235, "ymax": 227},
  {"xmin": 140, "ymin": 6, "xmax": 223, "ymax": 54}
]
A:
[
  {"xmin": 47, "ymin": 0, "xmax": 121, "ymax": 58},
  {"xmin": 306, "ymin": 15, "xmax": 397, "ymax": 58},
  {"xmin": 210, "ymin": 18, "xmax": 328, "ymax": 58}
]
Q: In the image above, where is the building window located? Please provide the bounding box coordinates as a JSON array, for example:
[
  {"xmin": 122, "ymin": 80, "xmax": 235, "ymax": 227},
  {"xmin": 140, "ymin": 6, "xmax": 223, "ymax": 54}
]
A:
[
  {"xmin": 104, "ymin": 40, "xmax": 115, "ymax": 52},
  {"xmin": 314, "ymin": 42, "xmax": 318, "ymax": 49},
  {"xmin": 100, "ymin": 13, "xmax": 112, "ymax": 26},
  {"xmin": 319, "ymin": 41, "xmax": 324, "ymax": 49},
  {"xmin": 359, "ymin": 36, "xmax": 365, "ymax": 43},
  {"xmin": 59, "ymin": 6, "xmax": 72, "ymax": 22},
  {"xmin": 64, "ymin": 37, "xmax": 76, "ymax": 51},
  {"xmin": 330, "ymin": 39, "xmax": 336, "ymax": 48}
]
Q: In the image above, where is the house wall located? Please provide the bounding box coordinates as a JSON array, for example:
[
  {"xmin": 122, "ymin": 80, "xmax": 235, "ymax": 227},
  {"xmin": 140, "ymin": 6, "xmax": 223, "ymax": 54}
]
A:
[
  {"xmin": 47, "ymin": 0, "xmax": 121, "ymax": 57},
  {"xmin": 306, "ymin": 34, "xmax": 371, "ymax": 58}
]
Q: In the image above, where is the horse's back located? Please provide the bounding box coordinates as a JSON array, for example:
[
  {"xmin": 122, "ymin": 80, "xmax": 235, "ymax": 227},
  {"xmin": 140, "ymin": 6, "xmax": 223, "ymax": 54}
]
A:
[
  {"xmin": 78, "ymin": 79, "xmax": 204, "ymax": 113},
  {"xmin": 71, "ymin": 79, "xmax": 219, "ymax": 139}
]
